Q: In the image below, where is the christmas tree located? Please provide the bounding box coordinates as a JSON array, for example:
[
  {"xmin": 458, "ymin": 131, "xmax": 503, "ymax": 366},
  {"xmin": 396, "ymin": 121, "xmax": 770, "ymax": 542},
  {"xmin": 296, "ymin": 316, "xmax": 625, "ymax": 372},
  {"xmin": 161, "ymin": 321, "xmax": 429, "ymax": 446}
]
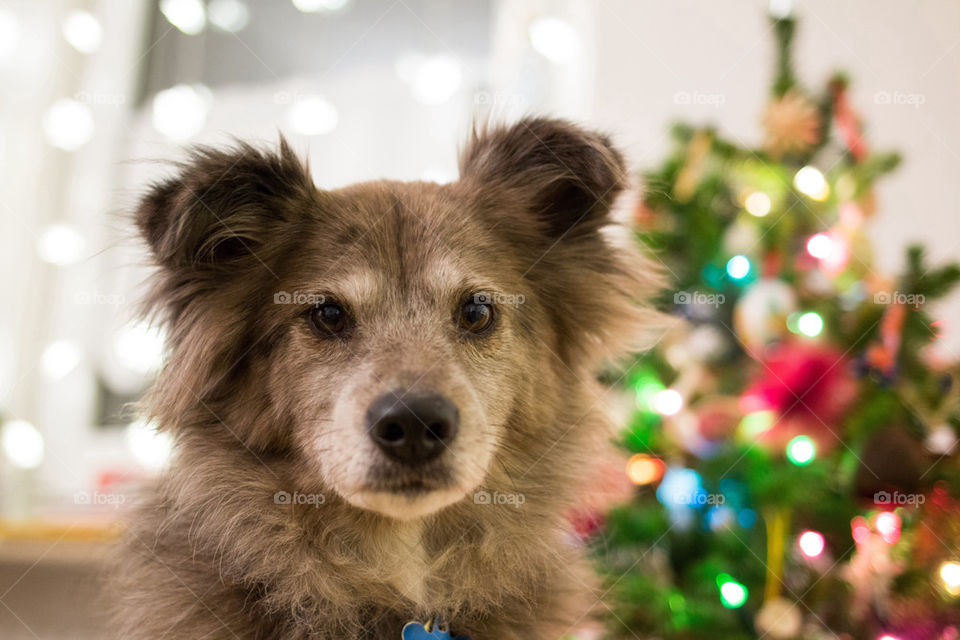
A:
[{"xmin": 596, "ymin": 9, "xmax": 960, "ymax": 640}]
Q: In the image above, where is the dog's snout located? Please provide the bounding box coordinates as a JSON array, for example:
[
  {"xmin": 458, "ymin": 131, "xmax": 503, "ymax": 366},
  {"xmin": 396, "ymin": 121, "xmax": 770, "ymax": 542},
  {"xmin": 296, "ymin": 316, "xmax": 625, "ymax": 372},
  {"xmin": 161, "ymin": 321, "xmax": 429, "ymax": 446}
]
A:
[{"xmin": 366, "ymin": 391, "xmax": 459, "ymax": 466}]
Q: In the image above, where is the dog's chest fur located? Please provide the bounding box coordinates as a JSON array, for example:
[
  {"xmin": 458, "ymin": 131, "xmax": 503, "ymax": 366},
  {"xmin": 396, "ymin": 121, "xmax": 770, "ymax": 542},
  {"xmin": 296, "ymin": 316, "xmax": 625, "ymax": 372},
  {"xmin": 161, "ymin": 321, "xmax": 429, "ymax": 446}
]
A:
[{"xmin": 379, "ymin": 521, "xmax": 430, "ymax": 604}]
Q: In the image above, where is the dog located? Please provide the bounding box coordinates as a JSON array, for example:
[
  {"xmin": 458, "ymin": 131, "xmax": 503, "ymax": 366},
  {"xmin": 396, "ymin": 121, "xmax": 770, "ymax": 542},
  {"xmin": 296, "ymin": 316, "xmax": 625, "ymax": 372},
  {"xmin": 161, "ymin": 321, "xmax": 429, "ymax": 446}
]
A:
[{"xmin": 112, "ymin": 118, "xmax": 659, "ymax": 639}]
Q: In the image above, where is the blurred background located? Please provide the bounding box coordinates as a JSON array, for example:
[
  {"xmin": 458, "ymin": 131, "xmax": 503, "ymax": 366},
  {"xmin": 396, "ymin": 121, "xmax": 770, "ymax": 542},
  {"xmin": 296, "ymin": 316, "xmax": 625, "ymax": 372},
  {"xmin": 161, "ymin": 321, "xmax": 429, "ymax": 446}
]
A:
[{"xmin": 2, "ymin": 0, "xmax": 960, "ymax": 638}]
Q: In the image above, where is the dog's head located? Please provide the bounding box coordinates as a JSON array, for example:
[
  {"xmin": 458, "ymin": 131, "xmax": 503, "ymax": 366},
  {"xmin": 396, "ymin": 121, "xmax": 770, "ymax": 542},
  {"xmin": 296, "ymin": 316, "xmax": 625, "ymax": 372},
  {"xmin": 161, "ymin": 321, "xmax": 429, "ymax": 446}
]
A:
[{"xmin": 137, "ymin": 118, "xmax": 654, "ymax": 520}]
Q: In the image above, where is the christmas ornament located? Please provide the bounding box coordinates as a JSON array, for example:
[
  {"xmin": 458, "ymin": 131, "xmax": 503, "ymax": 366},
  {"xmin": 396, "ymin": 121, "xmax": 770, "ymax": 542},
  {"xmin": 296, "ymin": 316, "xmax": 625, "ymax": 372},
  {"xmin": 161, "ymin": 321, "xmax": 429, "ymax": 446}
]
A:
[
  {"xmin": 854, "ymin": 426, "xmax": 928, "ymax": 502},
  {"xmin": 664, "ymin": 410, "xmax": 718, "ymax": 458},
  {"xmin": 673, "ymin": 130, "xmax": 712, "ymax": 201},
  {"xmin": 695, "ymin": 397, "xmax": 741, "ymax": 442},
  {"xmin": 665, "ymin": 324, "xmax": 729, "ymax": 367},
  {"xmin": 845, "ymin": 515, "xmax": 904, "ymax": 621},
  {"xmin": 755, "ymin": 597, "xmax": 803, "ymax": 639},
  {"xmin": 911, "ymin": 484, "xmax": 960, "ymax": 567},
  {"xmin": 571, "ymin": 452, "xmax": 636, "ymax": 539},
  {"xmin": 865, "ymin": 301, "xmax": 907, "ymax": 378},
  {"xmin": 723, "ymin": 218, "xmax": 761, "ymax": 255},
  {"xmin": 633, "ymin": 200, "xmax": 659, "ymax": 228},
  {"xmin": 830, "ymin": 76, "xmax": 868, "ymax": 162},
  {"xmin": 733, "ymin": 278, "xmax": 797, "ymax": 355},
  {"xmin": 740, "ymin": 342, "xmax": 858, "ymax": 448},
  {"xmin": 763, "ymin": 90, "xmax": 821, "ymax": 159},
  {"xmin": 685, "ymin": 325, "xmax": 729, "ymax": 362}
]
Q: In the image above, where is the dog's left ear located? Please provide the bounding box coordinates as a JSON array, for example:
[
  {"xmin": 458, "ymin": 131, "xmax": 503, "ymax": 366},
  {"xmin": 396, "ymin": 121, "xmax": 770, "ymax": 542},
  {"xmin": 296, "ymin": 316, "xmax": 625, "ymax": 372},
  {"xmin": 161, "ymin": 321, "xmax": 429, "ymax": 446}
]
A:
[{"xmin": 459, "ymin": 118, "xmax": 626, "ymax": 238}]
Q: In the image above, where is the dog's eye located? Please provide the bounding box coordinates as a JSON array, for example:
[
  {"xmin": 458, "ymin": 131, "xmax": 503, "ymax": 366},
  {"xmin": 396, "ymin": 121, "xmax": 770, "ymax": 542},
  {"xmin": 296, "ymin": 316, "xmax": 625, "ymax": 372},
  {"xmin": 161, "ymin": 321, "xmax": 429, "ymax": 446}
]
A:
[
  {"xmin": 459, "ymin": 300, "xmax": 493, "ymax": 334},
  {"xmin": 309, "ymin": 303, "xmax": 349, "ymax": 337}
]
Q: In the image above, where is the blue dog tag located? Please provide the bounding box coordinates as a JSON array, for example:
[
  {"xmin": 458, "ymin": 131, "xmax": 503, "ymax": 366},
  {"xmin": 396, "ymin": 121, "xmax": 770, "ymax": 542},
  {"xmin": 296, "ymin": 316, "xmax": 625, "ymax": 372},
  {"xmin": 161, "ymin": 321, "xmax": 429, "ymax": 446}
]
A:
[{"xmin": 401, "ymin": 619, "xmax": 469, "ymax": 640}]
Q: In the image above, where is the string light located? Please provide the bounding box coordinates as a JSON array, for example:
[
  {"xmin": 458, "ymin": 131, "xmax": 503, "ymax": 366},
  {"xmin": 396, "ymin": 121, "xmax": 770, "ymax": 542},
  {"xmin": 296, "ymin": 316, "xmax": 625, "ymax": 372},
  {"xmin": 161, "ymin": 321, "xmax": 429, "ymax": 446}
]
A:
[
  {"xmin": 528, "ymin": 16, "xmax": 580, "ymax": 63},
  {"xmin": 410, "ymin": 55, "xmax": 462, "ymax": 105},
  {"xmin": 152, "ymin": 84, "xmax": 210, "ymax": 141},
  {"xmin": 744, "ymin": 191, "xmax": 771, "ymax": 217},
  {"xmin": 657, "ymin": 468, "xmax": 702, "ymax": 508},
  {"xmin": 939, "ymin": 561, "xmax": 960, "ymax": 596},
  {"xmin": 43, "ymin": 99, "xmax": 94, "ymax": 151},
  {"xmin": 716, "ymin": 574, "xmax": 748, "ymax": 608},
  {"xmin": 113, "ymin": 322, "xmax": 165, "ymax": 376},
  {"xmin": 739, "ymin": 410, "xmax": 776, "ymax": 438},
  {"xmin": 769, "ymin": 0, "xmax": 794, "ymax": 19},
  {"xmin": 851, "ymin": 515, "xmax": 871, "ymax": 545},
  {"xmin": 626, "ymin": 454, "xmax": 666, "ymax": 486},
  {"xmin": 806, "ymin": 233, "xmax": 833, "ymax": 259},
  {"xmin": 125, "ymin": 419, "xmax": 173, "ymax": 471},
  {"xmin": 706, "ymin": 505, "xmax": 735, "ymax": 531},
  {"xmin": 797, "ymin": 311, "xmax": 824, "ymax": 337},
  {"xmin": 286, "ymin": 95, "xmax": 339, "ymax": 135},
  {"xmin": 37, "ymin": 223, "xmax": 86, "ymax": 265},
  {"xmin": 207, "ymin": 0, "xmax": 249, "ymax": 32},
  {"xmin": 1, "ymin": 420, "xmax": 44, "ymax": 469},
  {"xmin": 794, "ymin": 166, "xmax": 830, "ymax": 201},
  {"xmin": 652, "ymin": 389, "xmax": 683, "ymax": 416},
  {"xmin": 62, "ymin": 10, "xmax": 102, "ymax": 54},
  {"xmin": 160, "ymin": 0, "xmax": 206, "ymax": 35},
  {"xmin": 786, "ymin": 435, "xmax": 816, "ymax": 465},
  {"xmin": 875, "ymin": 511, "xmax": 901, "ymax": 545},
  {"xmin": 738, "ymin": 509, "xmax": 757, "ymax": 528},
  {"xmin": 634, "ymin": 377, "xmax": 665, "ymax": 414},
  {"xmin": 726, "ymin": 255, "xmax": 751, "ymax": 279},
  {"xmin": 41, "ymin": 340, "xmax": 83, "ymax": 379},
  {"xmin": 798, "ymin": 530, "xmax": 825, "ymax": 558}
]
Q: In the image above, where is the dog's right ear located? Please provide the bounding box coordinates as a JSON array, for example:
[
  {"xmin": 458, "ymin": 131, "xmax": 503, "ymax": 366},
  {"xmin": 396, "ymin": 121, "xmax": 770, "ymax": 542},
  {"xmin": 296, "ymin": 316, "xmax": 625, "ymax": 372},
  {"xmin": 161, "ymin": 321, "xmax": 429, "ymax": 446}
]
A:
[
  {"xmin": 137, "ymin": 139, "xmax": 313, "ymax": 272},
  {"xmin": 459, "ymin": 118, "xmax": 626, "ymax": 240}
]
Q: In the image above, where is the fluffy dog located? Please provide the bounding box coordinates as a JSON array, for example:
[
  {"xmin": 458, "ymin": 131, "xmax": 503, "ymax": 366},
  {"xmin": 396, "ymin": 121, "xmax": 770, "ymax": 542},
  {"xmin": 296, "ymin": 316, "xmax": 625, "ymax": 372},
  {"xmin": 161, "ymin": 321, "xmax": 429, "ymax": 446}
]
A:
[{"xmin": 112, "ymin": 118, "xmax": 658, "ymax": 639}]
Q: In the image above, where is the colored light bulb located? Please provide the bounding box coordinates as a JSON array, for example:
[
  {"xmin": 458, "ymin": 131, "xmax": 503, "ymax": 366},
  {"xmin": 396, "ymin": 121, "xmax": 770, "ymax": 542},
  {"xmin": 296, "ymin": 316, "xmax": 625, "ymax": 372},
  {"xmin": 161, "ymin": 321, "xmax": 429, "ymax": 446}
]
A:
[{"xmin": 786, "ymin": 435, "xmax": 816, "ymax": 465}]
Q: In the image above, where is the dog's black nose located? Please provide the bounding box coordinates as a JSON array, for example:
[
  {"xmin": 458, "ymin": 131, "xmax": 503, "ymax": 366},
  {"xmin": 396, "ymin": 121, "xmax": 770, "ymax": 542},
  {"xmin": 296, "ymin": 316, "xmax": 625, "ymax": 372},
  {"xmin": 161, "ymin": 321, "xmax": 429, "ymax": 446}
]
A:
[{"xmin": 366, "ymin": 391, "xmax": 459, "ymax": 466}]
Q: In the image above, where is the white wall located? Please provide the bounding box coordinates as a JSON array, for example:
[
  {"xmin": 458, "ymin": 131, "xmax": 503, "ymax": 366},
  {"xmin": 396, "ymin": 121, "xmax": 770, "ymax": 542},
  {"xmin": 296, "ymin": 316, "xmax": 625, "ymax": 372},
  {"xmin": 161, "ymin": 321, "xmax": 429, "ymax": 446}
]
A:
[{"xmin": 592, "ymin": 0, "xmax": 960, "ymax": 355}]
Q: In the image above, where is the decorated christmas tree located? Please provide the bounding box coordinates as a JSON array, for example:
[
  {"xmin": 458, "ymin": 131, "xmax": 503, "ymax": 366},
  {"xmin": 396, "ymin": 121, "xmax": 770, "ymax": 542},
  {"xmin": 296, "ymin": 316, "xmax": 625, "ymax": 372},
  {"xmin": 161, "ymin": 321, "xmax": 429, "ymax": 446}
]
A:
[{"xmin": 595, "ymin": 9, "xmax": 960, "ymax": 640}]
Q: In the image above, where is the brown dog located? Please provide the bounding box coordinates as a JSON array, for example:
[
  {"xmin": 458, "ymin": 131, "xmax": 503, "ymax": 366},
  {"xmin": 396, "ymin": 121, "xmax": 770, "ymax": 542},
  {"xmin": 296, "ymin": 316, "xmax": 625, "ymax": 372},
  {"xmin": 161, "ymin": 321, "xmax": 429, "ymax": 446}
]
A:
[{"xmin": 112, "ymin": 118, "xmax": 658, "ymax": 639}]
